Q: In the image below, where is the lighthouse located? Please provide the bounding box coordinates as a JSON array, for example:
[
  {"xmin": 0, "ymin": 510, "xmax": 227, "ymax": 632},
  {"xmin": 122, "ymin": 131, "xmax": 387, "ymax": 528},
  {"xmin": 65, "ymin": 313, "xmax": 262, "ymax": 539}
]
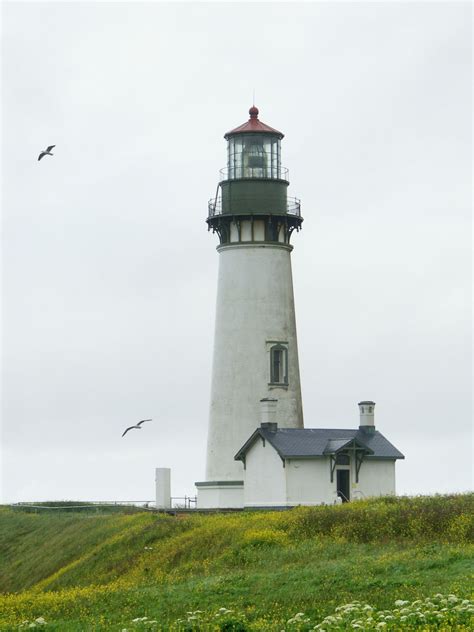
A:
[{"xmin": 196, "ymin": 106, "xmax": 304, "ymax": 509}]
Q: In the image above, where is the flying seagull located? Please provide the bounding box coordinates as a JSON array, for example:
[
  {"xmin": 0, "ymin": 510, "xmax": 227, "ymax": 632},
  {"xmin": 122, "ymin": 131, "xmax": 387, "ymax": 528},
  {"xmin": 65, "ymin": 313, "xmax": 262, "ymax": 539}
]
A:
[
  {"xmin": 38, "ymin": 145, "xmax": 55, "ymax": 161},
  {"xmin": 122, "ymin": 419, "xmax": 152, "ymax": 437}
]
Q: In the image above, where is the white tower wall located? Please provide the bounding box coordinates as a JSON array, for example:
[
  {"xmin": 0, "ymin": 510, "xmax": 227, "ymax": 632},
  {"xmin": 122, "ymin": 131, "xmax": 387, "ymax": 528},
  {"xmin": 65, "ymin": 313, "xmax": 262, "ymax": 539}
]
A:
[{"xmin": 205, "ymin": 242, "xmax": 304, "ymax": 482}]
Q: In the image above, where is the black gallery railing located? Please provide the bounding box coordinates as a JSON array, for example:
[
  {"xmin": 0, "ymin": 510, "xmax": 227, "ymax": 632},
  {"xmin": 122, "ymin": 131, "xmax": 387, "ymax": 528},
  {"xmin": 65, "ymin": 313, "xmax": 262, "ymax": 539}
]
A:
[{"xmin": 208, "ymin": 196, "xmax": 301, "ymax": 218}]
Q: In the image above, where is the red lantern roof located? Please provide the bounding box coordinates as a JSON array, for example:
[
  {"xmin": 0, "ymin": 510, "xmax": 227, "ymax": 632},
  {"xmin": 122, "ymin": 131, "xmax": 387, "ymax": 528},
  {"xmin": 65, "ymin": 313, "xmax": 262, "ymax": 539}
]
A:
[{"xmin": 224, "ymin": 106, "xmax": 284, "ymax": 139}]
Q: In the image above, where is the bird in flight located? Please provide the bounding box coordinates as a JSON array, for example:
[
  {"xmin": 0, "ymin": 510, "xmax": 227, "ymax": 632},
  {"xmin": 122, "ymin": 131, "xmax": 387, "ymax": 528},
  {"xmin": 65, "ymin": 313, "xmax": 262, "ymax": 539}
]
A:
[
  {"xmin": 38, "ymin": 145, "xmax": 55, "ymax": 161},
  {"xmin": 122, "ymin": 419, "xmax": 152, "ymax": 437}
]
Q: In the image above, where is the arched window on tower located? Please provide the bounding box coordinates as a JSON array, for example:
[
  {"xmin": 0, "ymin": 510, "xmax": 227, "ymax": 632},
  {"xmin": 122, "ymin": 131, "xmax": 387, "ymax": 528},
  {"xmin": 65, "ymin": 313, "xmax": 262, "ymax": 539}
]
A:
[{"xmin": 270, "ymin": 344, "xmax": 288, "ymax": 385}]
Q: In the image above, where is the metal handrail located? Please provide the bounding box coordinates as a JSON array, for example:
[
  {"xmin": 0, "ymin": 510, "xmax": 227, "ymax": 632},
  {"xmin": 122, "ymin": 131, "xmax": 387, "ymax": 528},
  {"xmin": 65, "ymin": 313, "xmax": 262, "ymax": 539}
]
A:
[
  {"xmin": 10, "ymin": 501, "xmax": 155, "ymax": 511},
  {"xmin": 11, "ymin": 498, "xmax": 198, "ymax": 510},
  {"xmin": 336, "ymin": 491, "xmax": 350, "ymax": 503},
  {"xmin": 219, "ymin": 166, "xmax": 289, "ymax": 181},
  {"xmin": 171, "ymin": 495, "xmax": 197, "ymax": 509},
  {"xmin": 208, "ymin": 196, "xmax": 301, "ymax": 218}
]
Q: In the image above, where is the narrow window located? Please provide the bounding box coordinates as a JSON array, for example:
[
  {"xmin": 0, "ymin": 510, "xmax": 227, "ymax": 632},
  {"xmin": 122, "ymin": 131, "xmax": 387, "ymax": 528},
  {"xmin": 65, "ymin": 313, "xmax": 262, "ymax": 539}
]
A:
[{"xmin": 270, "ymin": 345, "xmax": 288, "ymax": 384}]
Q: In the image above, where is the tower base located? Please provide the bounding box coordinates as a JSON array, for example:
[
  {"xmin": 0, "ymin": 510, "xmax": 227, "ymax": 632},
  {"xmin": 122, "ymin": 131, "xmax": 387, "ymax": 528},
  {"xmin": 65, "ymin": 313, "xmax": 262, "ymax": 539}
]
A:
[{"xmin": 195, "ymin": 480, "xmax": 244, "ymax": 509}]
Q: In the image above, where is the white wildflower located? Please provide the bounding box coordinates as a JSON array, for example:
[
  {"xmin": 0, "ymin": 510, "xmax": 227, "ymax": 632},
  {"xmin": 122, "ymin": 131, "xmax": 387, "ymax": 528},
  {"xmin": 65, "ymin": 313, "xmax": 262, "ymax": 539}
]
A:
[
  {"xmin": 287, "ymin": 612, "xmax": 307, "ymax": 624},
  {"xmin": 394, "ymin": 600, "xmax": 409, "ymax": 607}
]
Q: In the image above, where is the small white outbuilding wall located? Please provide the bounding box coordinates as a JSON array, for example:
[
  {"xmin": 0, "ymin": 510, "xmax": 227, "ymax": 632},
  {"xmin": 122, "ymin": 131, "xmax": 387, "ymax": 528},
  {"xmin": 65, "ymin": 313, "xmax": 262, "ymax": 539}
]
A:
[
  {"xmin": 243, "ymin": 434, "xmax": 287, "ymax": 507},
  {"xmin": 242, "ymin": 435, "xmax": 397, "ymax": 508}
]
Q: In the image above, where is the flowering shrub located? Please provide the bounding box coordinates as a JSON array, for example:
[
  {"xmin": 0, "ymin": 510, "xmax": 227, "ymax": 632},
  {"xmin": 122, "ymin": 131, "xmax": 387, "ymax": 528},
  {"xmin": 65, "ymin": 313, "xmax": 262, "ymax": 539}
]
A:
[
  {"xmin": 240, "ymin": 529, "xmax": 288, "ymax": 549},
  {"xmin": 311, "ymin": 594, "xmax": 474, "ymax": 630},
  {"xmin": 282, "ymin": 494, "xmax": 474, "ymax": 543},
  {"xmin": 1, "ymin": 595, "xmax": 472, "ymax": 630},
  {"xmin": 168, "ymin": 595, "xmax": 473, "ymax": 630}
]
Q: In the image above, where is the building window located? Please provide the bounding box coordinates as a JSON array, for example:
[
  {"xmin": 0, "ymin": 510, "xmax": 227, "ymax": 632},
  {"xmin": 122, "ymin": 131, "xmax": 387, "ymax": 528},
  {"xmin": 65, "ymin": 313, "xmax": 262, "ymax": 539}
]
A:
[{"xmin": 270, "ymin": 345, "xmax": 288, "ymax": 385}]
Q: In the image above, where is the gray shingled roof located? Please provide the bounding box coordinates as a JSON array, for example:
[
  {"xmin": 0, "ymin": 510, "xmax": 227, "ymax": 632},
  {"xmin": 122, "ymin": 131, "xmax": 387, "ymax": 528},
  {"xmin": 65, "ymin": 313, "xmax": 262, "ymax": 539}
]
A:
[{"xmin": 235, "ymin": 427, "xmax": 404, "ymax": 461}]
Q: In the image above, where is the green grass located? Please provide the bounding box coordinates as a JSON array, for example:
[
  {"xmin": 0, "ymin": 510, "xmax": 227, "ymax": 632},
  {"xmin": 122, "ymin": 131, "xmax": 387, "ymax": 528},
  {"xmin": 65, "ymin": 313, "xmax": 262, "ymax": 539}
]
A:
[{"xmin": 0, "ymin": 495, "xmax": 473, "ymax": 630}]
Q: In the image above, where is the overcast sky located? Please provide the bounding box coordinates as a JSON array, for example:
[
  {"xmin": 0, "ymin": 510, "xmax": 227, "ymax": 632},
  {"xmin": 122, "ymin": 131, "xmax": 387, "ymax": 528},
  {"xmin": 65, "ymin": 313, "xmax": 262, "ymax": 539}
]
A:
[{"xmin": 1, "ymin": 1, "xmax": 471, "ymax": 503}]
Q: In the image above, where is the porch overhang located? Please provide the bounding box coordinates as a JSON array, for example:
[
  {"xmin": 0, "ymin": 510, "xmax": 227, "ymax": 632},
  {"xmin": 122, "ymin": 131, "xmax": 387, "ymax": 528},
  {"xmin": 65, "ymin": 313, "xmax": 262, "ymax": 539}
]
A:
[{"xmin": 324, "ymin": 438, "xmax": 374, "ymax": 483}]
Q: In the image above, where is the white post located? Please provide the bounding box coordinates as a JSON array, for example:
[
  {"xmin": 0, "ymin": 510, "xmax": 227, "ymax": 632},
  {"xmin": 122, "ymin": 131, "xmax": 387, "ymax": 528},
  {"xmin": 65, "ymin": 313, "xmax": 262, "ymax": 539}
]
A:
[{"xmin": 155, "ymin": 468, "xmax": 171, "ymax": 509}]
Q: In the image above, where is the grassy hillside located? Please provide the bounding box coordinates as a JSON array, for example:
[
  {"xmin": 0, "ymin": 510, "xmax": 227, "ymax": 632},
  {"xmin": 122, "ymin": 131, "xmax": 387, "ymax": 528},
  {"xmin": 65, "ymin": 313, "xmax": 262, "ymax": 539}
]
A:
[{"xmin": 0, "ymin": 495, "xmax": 472, "ymax": 630}]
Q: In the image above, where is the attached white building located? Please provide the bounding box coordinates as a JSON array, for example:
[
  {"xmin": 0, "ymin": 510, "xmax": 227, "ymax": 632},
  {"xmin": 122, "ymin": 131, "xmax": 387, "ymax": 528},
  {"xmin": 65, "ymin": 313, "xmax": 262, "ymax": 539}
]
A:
[{"xmin": 234, "ymin": 400, "xmax": 404, "ymax": 508}]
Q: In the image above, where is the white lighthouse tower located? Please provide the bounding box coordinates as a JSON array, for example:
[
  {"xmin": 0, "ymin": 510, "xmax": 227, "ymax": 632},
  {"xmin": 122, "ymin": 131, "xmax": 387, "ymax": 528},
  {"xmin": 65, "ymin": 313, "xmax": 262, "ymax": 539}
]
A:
[{"xmin": 196, "ymin": 106, "xmax": 304, "ymax": 508}]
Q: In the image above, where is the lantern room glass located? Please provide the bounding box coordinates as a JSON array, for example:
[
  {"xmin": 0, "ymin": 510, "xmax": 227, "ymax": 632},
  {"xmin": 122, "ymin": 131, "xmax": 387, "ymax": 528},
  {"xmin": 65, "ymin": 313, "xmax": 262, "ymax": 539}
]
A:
[{"xmin": 227, "ymin": 134, "xmax": 281, "ymax": 179}]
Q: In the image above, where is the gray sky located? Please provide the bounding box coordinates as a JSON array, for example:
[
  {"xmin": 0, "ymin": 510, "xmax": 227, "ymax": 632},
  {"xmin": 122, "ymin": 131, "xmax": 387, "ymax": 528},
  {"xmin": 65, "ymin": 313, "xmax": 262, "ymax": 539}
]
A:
[{"xmin": 1, "ymin": 1, "xmax": 472, "ymax": 503}]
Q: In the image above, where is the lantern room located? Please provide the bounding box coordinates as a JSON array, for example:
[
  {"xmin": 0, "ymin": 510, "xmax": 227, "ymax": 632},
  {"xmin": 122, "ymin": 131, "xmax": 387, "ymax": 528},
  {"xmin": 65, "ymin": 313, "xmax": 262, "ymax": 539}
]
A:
[
  {"xmin": 207, "ymin": 106, "xmax": 302, "ymax": 245},
  {"xmin": 225, "ymin": 106, "xmax": 284, "ymax": 180}
]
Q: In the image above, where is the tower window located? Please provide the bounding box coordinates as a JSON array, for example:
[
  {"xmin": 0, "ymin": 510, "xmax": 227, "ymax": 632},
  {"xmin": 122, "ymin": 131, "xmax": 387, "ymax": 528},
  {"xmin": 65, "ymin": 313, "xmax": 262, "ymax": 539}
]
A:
[{"xmin": 270, "ymin": 345, "xmax": 288, "ymax": 385}]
